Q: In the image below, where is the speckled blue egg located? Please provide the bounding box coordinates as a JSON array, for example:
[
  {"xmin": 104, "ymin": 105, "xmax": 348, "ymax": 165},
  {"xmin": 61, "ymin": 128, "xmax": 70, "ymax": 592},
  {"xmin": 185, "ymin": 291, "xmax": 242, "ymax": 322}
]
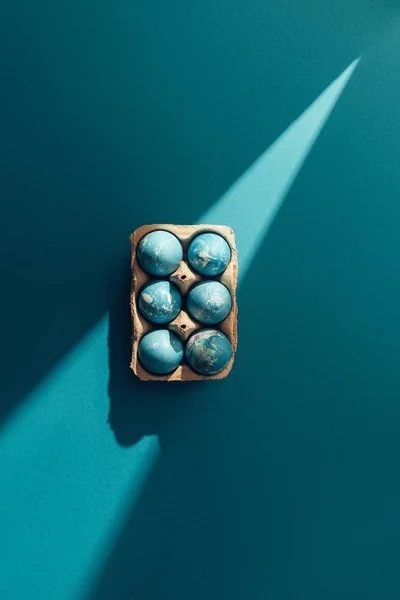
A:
[
  {"xmin": 186, "ymin": 329, "xmax": 232, "ymax": 375},
  {"xmin": 137, "ymin": 230, "xmax": 183, "ymax": 276},
  {"xmin": 188, "ymin": 232, "xmax": 231, "ymax": 276},
  {"xmin": 138, "ymin": 329, "xmax": 183, "ymax": 375},
  {"xmin": 138, "ymin": 280, "xmax": 182, "ymax": 324},
  {"xmin": 187, "ymin": 280, "xmax": 232, "ymax": 325}
]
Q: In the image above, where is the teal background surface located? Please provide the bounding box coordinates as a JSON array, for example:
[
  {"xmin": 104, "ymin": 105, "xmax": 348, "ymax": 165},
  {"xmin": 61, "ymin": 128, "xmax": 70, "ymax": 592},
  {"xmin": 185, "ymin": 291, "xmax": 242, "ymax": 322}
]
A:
[{"xmin": 1, "ymin": 1, "xmax": 400, "ymax": 599}]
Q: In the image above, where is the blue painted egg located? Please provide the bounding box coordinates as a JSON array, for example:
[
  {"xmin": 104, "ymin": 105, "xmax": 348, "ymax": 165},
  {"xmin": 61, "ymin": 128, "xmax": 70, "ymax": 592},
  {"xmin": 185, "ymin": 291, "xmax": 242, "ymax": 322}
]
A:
[
  {"xmin": 138, "ymin": 329, "xmax": 183, "ymax": 375},
  {"xmin": 187, "ymin": 280, "xmax": 232, "ymax": 325},
  {"xmin": 138, "ymin": 280, "xmax": 182, "ymax": 324},
  {"xmin": 188, "ymin": 232, "xmax": 231, "ymax": 276},
  {"xmin": 137, "ymin": 230, "xmax": 183, "ymax": 276},
  {"xmin": 185, "ymin": 329, "xmax": 232, "ymax": 375}
]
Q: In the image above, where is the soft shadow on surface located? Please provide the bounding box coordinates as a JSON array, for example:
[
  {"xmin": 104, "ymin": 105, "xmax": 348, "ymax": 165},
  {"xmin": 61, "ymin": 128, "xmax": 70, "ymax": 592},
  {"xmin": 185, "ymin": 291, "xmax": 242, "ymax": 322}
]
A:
[
  {"xmin": 97, "ymin": 27, "xmax": 400, "ymax": 600},
  {"xmin": 106, "ymin": 268, "xmax": 252, "ymax": 599},
  {"xmin": 107, "ymin": 258, "xmax": 201, "ymax": 447},
  {"xmin": 0, "ymin": 0, "xmax": 394, "ymax": 423}
]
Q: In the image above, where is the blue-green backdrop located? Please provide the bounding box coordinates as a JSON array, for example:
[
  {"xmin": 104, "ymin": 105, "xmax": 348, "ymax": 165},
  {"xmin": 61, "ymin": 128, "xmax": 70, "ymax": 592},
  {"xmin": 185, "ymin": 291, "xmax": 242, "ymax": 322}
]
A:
[{"xmin": 1, "ymin": 1, "xmax": 400, "ymax": 599}]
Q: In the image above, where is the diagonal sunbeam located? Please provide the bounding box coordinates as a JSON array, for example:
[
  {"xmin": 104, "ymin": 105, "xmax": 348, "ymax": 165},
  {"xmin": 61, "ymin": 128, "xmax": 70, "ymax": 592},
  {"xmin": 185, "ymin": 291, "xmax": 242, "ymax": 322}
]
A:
[
  {"xmin": 0, "ymin": 58, "xmax": 360, "ymax": 600},
  {"xmin": 0, "ymin": 319, "xmax": 161, "ymax": 600},
  {"xmin": 200, "ymin": 58, "xmax": 360, "ymax": 282}
]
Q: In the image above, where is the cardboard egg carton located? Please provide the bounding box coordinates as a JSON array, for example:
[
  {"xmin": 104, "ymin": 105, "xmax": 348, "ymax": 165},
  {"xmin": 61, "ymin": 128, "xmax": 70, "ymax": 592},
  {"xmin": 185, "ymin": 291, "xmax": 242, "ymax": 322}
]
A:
[{"xmin": 130, "ymin": 224, "xmax": 238, "ymax": 381}]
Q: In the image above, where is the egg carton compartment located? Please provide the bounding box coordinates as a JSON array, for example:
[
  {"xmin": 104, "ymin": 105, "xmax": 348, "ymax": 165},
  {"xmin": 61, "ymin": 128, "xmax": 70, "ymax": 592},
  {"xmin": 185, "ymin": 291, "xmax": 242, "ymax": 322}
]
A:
[{"xmin": 130, "ymin": 224, "xmax": 238, "ymax": 381}]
